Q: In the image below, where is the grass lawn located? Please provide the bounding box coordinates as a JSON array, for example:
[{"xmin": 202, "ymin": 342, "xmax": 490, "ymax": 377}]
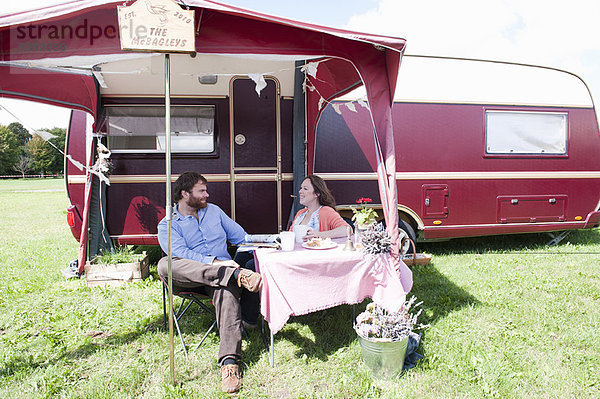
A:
[{"xmin": 1, "ymin": 178, "xmax": 599, "ymax": 398}]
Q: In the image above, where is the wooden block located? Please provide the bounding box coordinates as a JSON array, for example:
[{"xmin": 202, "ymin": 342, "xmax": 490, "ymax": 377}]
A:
[{"xmin": 84, "ymin": 254, "xmax": 149, "ymax": 288}]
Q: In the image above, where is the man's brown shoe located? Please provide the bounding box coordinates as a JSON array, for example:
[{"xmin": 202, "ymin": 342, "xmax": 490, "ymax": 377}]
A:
[
  {"xmin": 220, "ymin": 364, "xmax": 242, "ymax": 393},
  {"xmin": 237, "ymin": 269, "xmax": 262, "ymax": 293}
]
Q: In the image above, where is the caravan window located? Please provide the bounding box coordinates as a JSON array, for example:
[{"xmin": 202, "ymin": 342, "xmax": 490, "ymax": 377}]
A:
[
  {"xmin": 485, "ymin": 111, "xmax": 567, "ymax": 155},
  {"xmin": 106, "ymin": 106, "xmax": 215, "ymax": 153}
]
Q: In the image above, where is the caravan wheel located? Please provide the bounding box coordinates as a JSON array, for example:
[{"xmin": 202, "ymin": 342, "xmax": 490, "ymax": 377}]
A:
[{"xmin": 399, "ymin": 219, "xmax": 416, "ymax": 255}]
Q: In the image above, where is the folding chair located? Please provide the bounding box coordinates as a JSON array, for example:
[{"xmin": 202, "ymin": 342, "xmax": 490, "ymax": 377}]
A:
[{"xmin": 159, "ymin": 275, "xmax": 218, "ymax": 357}]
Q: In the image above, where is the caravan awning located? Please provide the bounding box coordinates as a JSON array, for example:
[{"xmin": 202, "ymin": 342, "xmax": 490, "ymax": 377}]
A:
[{"xmin": 0, "ymin": 0, "xmax": 407, "ymax": 263}]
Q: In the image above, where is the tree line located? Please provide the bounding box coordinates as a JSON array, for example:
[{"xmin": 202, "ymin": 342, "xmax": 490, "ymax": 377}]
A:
[{"xmin": 0, "ymin": 122, "xmax": 66, "ymax": 177}]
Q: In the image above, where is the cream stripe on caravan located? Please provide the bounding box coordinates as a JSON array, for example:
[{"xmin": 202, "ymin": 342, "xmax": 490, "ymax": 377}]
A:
[
  {"xmin": 67, "ymin": 173, "xmax": 295, "ymax": 184},
  {"xmin": 67, "ymin": 171, "xmax": 600, "ymax": 184},
  {"xmin": 316, "ymin": 171, "xmax": 600, "ymax": 181}
]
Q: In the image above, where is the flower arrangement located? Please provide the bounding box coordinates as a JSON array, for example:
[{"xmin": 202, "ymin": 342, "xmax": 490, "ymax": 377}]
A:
[
  {"xmin": 359, "ymin": 222, "xmax": 391, "ymax": 254},
  {"xmin": 352, "ymin": 197, "xmax": 378, "ymax": 226},
  {"xmin": 355, "ymin": 296, "xmax": 426, "ymax": 342}
]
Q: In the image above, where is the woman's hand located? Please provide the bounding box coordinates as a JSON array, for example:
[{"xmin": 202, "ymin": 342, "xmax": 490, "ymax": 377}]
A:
[
  {"xmin": 305, "ymin": 229, "xmax": 329, "ymax": 240},
  {"xmin": 304, "ymin": 225, "xmax": 348, "ymax": 240}
]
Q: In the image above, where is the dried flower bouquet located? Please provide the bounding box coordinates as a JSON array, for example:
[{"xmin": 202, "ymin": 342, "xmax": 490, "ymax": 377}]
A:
[{"xmin": 355, "ymin": 296, "xmax": 427, "ymax": 342}]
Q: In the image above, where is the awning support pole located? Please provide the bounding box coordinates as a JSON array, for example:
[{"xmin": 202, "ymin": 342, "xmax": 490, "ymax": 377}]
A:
[{"xmin": 164, "ymin": 53, "xmax": 175, "ymax": 385}]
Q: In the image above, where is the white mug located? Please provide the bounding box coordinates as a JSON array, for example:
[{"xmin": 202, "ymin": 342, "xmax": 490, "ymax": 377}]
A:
[
  {"xmin": 279, "ymin": 231, "xmax": 295, "ymax": 251},
  {"xmin": 293, "ymin": 224, "xmax": 310, "ymax": 243}
]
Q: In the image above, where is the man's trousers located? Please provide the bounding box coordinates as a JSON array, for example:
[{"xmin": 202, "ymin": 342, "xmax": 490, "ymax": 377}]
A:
[{"xmin": 158, "ymin": 256, "xmax": 242, "ymax": 365}]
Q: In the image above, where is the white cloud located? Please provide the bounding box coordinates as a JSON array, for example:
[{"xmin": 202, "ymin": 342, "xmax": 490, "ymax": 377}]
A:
[{"xmin": 346, "ymin": 0, "xmax": 600, "ymax": 108}]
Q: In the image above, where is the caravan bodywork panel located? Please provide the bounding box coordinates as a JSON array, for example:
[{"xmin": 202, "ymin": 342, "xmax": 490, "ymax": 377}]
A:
[{"xmin": 315, "ymin": 56, "xmax": 600, "ymax": 240}]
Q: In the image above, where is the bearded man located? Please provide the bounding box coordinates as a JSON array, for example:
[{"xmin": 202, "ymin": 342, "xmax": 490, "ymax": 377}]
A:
[{"xmin": 157, "ymin": 171, "xmax": 261, "ymax": 394}]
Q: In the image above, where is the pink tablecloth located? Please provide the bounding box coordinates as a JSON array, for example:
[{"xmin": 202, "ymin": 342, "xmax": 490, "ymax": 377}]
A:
[{"xmin": 255, "ymin": 241, "xmax": 413, "ymax": 334}]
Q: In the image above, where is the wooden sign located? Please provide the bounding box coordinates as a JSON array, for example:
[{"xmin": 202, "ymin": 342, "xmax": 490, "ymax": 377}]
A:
[{"xmin": 117, "ymin": 0, "xmax": 195, "ymax": 53}]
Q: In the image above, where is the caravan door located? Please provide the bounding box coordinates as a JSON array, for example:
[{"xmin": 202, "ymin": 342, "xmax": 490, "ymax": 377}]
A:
[{"xmin": 230, "ymin": 77, "xmax": 282, "ymax": 233}]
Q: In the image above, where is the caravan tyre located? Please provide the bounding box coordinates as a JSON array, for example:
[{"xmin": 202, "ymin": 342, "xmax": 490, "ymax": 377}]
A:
[{"xmin": 398, "ymin": 219, "xmax": 416, "ymax": 255}]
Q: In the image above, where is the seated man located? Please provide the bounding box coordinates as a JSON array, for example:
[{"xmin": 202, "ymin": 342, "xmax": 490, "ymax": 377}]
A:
[{"xmin": 157, "ymin": 171, "xmax": 261, "ymax": 394}]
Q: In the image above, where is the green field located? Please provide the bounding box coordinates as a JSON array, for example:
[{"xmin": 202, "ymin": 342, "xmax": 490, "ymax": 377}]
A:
[{"xmin": 1, "ymin": 178, "xmax": 599, "ymax": 398}]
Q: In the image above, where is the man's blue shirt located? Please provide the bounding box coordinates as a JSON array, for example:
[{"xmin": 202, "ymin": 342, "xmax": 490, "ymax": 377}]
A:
[{"xmin": 157, "ymin": 203, "xmax": 246, "ymax": 264}]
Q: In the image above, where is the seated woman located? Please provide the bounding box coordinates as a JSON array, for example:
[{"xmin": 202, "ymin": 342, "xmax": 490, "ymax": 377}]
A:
[{"xmin": 290, "ymin": 174, "xmax": 348, "ymax": 239}]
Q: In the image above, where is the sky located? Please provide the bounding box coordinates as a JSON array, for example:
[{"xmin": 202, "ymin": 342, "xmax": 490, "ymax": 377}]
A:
[{"xmin": 0, "ymin": 0, "xmax": 599, "ymax": 130}]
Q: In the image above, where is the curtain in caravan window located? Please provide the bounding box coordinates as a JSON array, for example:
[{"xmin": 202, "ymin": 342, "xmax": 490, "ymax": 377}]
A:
[
  {"xmin": 107, "ymin": 106, "xmax": 215, "ymax": 153},
  {"xmin": 485, "ymin": 111, "xmax": 567, "ymax": 155}
]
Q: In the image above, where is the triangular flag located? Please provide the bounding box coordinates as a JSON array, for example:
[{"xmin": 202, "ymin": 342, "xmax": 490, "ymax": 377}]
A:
[
  {"xmin": 248, "ymin": 73, "xmax": 267, "ymax": 96},
  {"xmin": 32, "ymin": 130, "xmax": 56, "ymax": 141},
  {"xmin": 300, "ymin": 61, "xmax": 320, "ymax": 78}
]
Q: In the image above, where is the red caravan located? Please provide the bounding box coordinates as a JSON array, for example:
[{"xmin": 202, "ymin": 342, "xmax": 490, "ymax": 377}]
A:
[
  {"xmin": 0, "ymin": 1, "xmax": 598, "ymax": 256},
  {"xmin": 66, "ymin": 54, "xmax": 600, "ymax": 248}
]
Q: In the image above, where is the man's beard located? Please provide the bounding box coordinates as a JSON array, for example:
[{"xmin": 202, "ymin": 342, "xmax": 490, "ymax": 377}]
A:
[{"xmin": 186, "ymin": 196, "xmax": 207, "ymax": 209}]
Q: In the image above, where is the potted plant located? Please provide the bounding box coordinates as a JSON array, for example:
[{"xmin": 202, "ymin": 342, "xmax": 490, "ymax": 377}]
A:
[
  {"xmin": 84, "ymin": 246, "xmax": 149, "ymax": 288},
  {"xmin": 354, "ymin": 297, "xmax": 426, "ymax": 379},
  {"xmin": 351, "ymin": 197, "xmax": 378, "ymax": 228},
  {"xmin": 352, "ymin": 223, "xmax": 426, "ymax": 378}
]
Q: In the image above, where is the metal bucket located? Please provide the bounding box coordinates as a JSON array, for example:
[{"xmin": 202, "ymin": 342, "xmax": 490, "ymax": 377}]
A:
[{"xmin": 358, "ymin": 335, "xmax": 408, "ymax": 379}]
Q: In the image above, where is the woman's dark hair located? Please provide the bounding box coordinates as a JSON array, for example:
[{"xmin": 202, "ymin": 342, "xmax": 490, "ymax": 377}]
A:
[
  {"xmin": 173, "ymin": 171, "xmax": 207, "ymax": 202},
  {"xmin": 304, "ymin": 174, "xmax": 336, "ymax": 208}
]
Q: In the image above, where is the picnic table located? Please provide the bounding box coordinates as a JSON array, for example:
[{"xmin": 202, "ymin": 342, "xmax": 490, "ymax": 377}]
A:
[{"xmin": 254, "ymin": 238, "xmax": 412, "ymax": 366}]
